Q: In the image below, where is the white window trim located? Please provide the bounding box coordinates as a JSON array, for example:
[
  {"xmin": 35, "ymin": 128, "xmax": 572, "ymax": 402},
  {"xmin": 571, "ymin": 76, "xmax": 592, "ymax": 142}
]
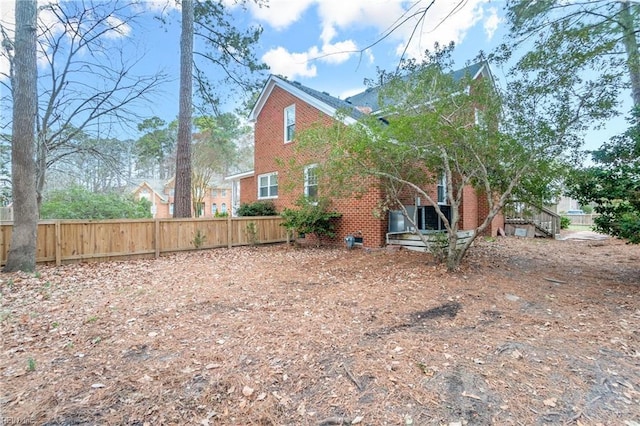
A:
[
  {"xmin": 304, "ymin": 164, "xmax": 318, "ymax": 202},
  {"xmin": 258, "ymin": 172, "xmax": 278, "ymax": 199},
  {"xmin": 437, "ymin": 173, "xmax": 447, "ymax": 205},
  {"xmin": 284, "ymin": 104, "xmax": 295, "ymax": 143}
]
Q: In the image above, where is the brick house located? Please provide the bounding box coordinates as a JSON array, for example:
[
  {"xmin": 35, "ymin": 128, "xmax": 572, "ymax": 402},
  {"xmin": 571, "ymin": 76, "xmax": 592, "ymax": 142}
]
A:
[
  {"xmin": 131, "ymin": 177, "xmax": 231, "ymax": 218},
  {"xmin": 228, "ymin": 62, "xmax": 504, "ymax": 248}
]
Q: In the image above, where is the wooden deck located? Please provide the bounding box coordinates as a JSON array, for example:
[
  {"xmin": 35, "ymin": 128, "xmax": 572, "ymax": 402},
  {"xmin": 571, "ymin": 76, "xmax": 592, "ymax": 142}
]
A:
[{"xmin": 386, "ymin": 230, "xmax": 475, "ymax": 252}]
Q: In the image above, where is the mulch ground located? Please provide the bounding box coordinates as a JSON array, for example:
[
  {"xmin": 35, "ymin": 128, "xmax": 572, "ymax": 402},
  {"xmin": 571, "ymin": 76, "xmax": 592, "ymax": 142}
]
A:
[{"xmin": 1, "ymin": 232, "xmax": 639, "ymax": 425}]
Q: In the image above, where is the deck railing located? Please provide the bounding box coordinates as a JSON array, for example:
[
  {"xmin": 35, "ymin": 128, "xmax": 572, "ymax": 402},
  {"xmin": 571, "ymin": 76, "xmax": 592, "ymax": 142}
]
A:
[{"xmin": 503, "ymin": 203, "xmax": 561, "ymax": 238}]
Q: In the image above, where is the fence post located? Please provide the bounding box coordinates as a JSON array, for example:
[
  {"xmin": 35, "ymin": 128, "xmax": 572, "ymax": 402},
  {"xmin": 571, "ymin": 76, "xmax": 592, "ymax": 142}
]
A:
[
  {"xmin": 155, "ymin": 219, "xmax": 160, "ymax": 258},
  {"xmin": 55, "ymin": 220, "xmax": 61, "ymax": 266},
  {"xmin": 227, "ymin": 214, "xmax": 232, "ymax": 249}
]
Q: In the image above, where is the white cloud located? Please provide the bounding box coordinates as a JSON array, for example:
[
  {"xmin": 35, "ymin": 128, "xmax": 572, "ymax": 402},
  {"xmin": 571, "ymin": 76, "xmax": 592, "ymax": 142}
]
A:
[
  {"xmin": 104, "ymin": 15, "xmax": 132, "ymax": 39},
  {"xmin": 132, "ymin": 0, "xmax": 179, "ymax": 14},
  {"xmin": 392, "ymin": 0, "xmax": 487, "ymax": 59},
  {"xmin": 316, "ymin": 40, "xmax": 358, "ymax": 64},
  {"xmin": 262, "ymin": 38, "xmax": 360, "ymax": 80},
  {"xmin": 248, "ymin": 0, "xmax": 315, "ymax": 31},
  {"xmin": 262, "ymin": 46, "xmax": 317, "ymax": 78},
  {"xmin": 484, "ymin": 7, "xmax": 502, "ymax": 41},
  {"xmin": 259, "ymin": 0, "xmax": 494, "ymax": 80}
]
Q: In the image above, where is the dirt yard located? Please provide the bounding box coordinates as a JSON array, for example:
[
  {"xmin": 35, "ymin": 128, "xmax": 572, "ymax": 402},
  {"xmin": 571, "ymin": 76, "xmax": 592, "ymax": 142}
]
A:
[{"xmin": 1, "ymin": 232, "xmax": 639, "ymax": 425}]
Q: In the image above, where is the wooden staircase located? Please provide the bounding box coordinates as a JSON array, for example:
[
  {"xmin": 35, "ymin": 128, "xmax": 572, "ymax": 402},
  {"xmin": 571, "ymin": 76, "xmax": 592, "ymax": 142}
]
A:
[{"xmin": 504, "ymin": 203, "xmax": 561, "ymax": 239}]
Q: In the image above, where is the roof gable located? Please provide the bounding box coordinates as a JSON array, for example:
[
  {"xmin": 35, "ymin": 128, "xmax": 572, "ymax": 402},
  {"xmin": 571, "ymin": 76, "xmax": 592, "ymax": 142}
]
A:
[{"xmin": 249, "ymin": 75, "xmax": 360, "ymax": 124}]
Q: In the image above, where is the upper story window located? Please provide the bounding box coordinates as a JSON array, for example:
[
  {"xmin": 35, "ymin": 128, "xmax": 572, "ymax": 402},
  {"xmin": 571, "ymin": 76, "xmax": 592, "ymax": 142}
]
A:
[
  {"xmin": 258, "ymin": 172, "xmax": 278, "ymax": 199},
  {"xmin": 437, "ymin": 173, "xmax": 447, "ymax": 205},
  {"xmin": 304, "ymin": 164, "xmax": 318, "ymax": 202},
  {"xmin": 221, "ymin": 189, "xmax": 227, "ymax": 197},
  {"xmin": 211, "ymin": 189, "xmax": 218, "ymax": 197},
  {"xmin": 284, "ymin": 104, "xmax": 295, "ymax": 143}
]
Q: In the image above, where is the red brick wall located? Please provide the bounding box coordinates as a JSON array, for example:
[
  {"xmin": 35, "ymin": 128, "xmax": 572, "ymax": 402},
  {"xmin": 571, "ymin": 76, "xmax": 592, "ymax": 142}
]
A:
[
  {"xmin": 460, "ymin": 186, "xmax": 478, "ymax": 231},
  {"xmin": 330, "ymin": 177, "xmax": 388, "ymax": 247},
  {"xmin": 248, "ymin": 85, "xmax": 389, "ymax": 247},
  {"xmin": 240, "ymin": 175, "xmax": 256, "ymax": 205},
  {"xmin": 476, "ymin": 192, "xmax": 505, "ymax": 237}
]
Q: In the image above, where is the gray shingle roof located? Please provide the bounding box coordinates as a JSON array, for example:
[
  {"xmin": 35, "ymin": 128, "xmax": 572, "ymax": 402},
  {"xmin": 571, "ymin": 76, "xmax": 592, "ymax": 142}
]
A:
[
  {"xmin": 268, "ymin": 61, "xmax": 488, "ymax": 121},
  {"xmin": 282, "ymin": 78, "xmax": 365, "ymax": 120},
  {"xmin": 344, "ymin": 61, "xmax": 486, "ymax": 113}
]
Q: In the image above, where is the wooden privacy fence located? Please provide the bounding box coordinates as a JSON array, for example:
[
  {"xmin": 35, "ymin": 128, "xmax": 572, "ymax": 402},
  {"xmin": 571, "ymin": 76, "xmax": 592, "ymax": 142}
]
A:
[
  {"xmin": 563, "ymin": 213, "xmax": 599, "ymax": 226},
  {"xmin": 0, "ymin": 216, "xmax": 288, "ymax": 266}
]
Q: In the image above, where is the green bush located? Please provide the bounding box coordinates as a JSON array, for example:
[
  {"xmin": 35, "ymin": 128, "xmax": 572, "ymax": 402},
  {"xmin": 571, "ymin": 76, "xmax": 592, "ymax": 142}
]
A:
[
  {"xmin": 560, "ymin": 216, "xmax": 571, "ymax": 229},
  {"xmin": 236, "ymin": 200, "xmax": 277, "ymax": 216},
  {"xmin": 280, "ymin": 198, "xmax": 341, "ymax": 244},
  {"xmin": 40, "ymin": 186, "xmax": 152, "ymax": 219}
]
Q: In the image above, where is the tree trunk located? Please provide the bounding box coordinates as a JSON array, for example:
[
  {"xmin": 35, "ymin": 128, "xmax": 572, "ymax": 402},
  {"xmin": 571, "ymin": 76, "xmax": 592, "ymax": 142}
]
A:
[
  {"xmin": 619, "ymin": 1, "xmax": 640, "ymax": 111},
  {"xmin": 174, "ymin": 0, "xmax": 194, "ymax": 218},
  {"xmin": 4, "ymin": 0, "xmax": 38, "ymax": 272}
]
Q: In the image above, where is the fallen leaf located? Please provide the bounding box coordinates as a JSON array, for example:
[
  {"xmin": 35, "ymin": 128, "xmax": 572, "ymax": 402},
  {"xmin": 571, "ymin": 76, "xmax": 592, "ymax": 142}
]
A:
[
  {"xmin": 297, "ymin": 402, "xmax": 306, "ymax": 416},
  {"xmin": 351, "ymin": 415, "xmax": 364, "ymax": 424},
  {"xmin": 543, "ymin": 397, "xmax": 557, "ymax": 407},
  {"xmin": 242, "ymin": 385, "xmax": 254, "ymax": 397},
  {"xmin": 137, "ymin": 374, "xmax": 153, "ymax": 383}
]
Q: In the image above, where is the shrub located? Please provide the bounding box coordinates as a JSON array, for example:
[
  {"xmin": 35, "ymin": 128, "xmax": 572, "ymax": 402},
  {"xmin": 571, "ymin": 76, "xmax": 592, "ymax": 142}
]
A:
[
  {"xmin": 236, "ymin": 201, "xmax": 277, "ymax": 216},
  {"xmin": 560, "ymin": 216, "xmax": 571, "ymax": 229},
  {"xmin": 40, "ymin": 186, "xmax": 152, "ymax": 219},
  {"xmin": 280, "ymin": 198, "xmax": 341, "ymax": 244}
]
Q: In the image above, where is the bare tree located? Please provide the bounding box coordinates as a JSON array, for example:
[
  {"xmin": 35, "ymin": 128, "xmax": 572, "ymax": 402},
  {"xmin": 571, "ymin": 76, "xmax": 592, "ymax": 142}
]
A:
[
  {"xmin": 174, "ymin": 0, "xmax": 194, "ymax": 218},
  {"xmin": 4, "ymin": 0, "xmax": 38, "ymax": 272},
  {"xmin": 1, "ymin": 1, "xmax": 168, "ymax": 209}
]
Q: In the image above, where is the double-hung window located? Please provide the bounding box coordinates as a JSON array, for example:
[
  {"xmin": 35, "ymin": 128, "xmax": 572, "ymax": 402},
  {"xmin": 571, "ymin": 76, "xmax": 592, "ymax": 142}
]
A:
[
  {"xmin": 258, "ymin": 172, "xmax": 278, "ymax": 199},
  {"xmin": 304, "ymin": 164, "xmax": 318, "ymax": 201},
  {"xmin": 284, "ymin": 104, "xmax": 295, "ymax": 142},
  {"xmin": 437, "ymin": 173, "xmax": 447, "ymax": 205}
]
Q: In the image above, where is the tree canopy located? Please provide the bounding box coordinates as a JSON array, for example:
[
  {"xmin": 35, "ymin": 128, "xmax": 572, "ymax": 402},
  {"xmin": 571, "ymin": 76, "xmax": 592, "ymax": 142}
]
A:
[
  {"xmin": 297, "ymin": 45, "xmax": 609, "ymax": 270},
  {"xmin": 505, "ymin": 1, "xmax": 640, "ymax": 242},
  {"xmin": 568, "ymin": 108, "xmax": 640, "ymax": 242}
]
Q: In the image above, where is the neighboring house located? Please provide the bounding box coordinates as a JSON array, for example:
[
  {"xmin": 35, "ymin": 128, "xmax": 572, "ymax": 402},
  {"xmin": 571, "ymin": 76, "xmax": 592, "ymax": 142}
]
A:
[
  {"xmin": 130, "ymin": 179, "xmax": 170, "ymax": 218},
  {"xmin": 131, "ymin": 177, "xmax": 231, "ymax": 218},
  {"xmin": 227, "ymin": 62, "xmax": 504, "ymax": 248},
  {"xmin": 554, "ymin": 195, "xmax": 583, "ymax": 214}
]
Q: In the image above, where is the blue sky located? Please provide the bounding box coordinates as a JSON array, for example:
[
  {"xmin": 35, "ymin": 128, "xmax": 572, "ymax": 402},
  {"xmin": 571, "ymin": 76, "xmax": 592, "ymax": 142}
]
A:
[
  {"xmin": 1, "ymin": 1, "xmax": 504, "ymax": 126},
  {"xmin": 0, "ymin": 0, "xmax": 629, "ymax": 149},
  {"xmin": 126, "ymin": 0, "xmax": 506, "ymax": 123}
]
